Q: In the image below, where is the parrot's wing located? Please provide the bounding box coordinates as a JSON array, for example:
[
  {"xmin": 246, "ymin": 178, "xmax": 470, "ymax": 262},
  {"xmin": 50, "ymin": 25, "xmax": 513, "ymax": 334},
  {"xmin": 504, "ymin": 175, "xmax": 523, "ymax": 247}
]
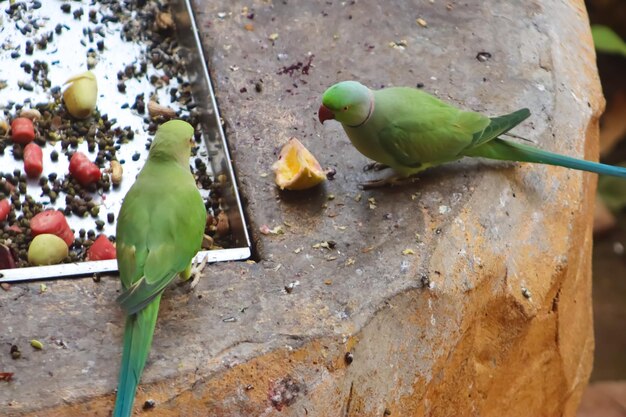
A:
[
  {"xmin": 115, "ymin": 174, "xmax": 206, "ymax": 316},
  {"xmin": 466, "ymin": 108, "xmax": 531, "ymax": 150},
  {"xmin": 377, "ymin": 109, "xmax": 490, "ymax": 166},
  {"xmin": 116, "ymin": 243, "xmax": 185, "ymax": 315}
]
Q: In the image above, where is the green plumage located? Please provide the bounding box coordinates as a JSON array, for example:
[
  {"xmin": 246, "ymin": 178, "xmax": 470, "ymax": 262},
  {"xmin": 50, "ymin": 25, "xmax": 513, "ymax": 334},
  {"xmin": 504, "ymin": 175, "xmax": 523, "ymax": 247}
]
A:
[
  {"xmin": 113, "ymin": 120, "xmax": 206, "ymax": 417},
  {"xmin": 319, "ymin": 81, "xmax": 626, "ymax": 182}
]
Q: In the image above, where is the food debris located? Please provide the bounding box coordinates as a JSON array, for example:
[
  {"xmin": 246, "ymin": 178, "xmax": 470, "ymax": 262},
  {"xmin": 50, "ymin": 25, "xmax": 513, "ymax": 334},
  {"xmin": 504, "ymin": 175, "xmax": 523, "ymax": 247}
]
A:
[
  {"xmin": 345, "ymin": 258, "xmax": 355, "ymax": 266},
  {"xmin": 259, "ymin": 224, "xmax": 285, "ymax": 235},
  {"xmin": 402, "ymin": 248, "xmax": 415, "ymax": 255},
  {"xmin": 277, "ymin": 54, "xmax": 315, "ymax": 76},
  {"xmin": 389, "ymin": 40, "xmax": 408, "ymax": 50},
  {"xmin": 147, "ymin": 100, "xmax": 177, "ymax": 119},
  {"xmin": 110, "ymin": 160, "xmax": 123, "ymax": 186},
  {"xmin": 10, "ymin": 345, "xmax": 20, "ymax": 359},
  {"xmin": 284, "ymin": 280, "xmax": 299, "ymax": 294},
  {"xmin": 368, "ymin": 197, "xmax": 377, "ymax": 209},
  {"xmin": 416, "ymin": 18, "xmax": 428, "ymax": 27},
  {"xmin": 30, "ymin": 339, "xmax": 44, "ymax": 350},
  {"xmin": 39, "ymin": 283, "xmax": 47, "ymax": 293},
  {"xmin": 268, "ymin": 33, "xmax": 279, "ymax": 41},
  {"xmin": 313, "ymin": 241, "xmax": 336, "ymax": 250},
  {"xmin": 476, "ymin": 51, "xmax": 492, "ymax": 62},
  {"xmin": 0, "ymin": 372, "xmax": 14, "ymax": 382}
]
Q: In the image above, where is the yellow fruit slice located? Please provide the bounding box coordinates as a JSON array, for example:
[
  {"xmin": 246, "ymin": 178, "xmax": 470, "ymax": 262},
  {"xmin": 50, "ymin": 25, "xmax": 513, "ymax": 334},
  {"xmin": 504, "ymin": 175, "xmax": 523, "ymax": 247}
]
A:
[{"xmin": 272, "ymin": 138, "xmax": 326, "ymax": 190}]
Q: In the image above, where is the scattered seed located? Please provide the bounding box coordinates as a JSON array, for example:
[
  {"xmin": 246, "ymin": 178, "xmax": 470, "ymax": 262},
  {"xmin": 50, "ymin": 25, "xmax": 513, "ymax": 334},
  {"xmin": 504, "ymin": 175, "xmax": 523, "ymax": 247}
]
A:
[
  {"xmin": 30, "ymin": 339, "xmax": 43, "ymax": 350},
  {"xmin": 476, "ymin": 51, "xmax": 492, "ymax": 62}
]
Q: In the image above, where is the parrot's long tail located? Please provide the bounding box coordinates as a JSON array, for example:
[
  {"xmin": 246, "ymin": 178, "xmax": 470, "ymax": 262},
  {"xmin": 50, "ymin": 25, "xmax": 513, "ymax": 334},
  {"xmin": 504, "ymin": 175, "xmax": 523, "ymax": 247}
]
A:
[
  {"xmin": 467, "ymin": 138, "xmax": 626, "ymax": 178},
  {"xmin": 113, "ymin": 296, "xmax": 162, "ymax": 417}
]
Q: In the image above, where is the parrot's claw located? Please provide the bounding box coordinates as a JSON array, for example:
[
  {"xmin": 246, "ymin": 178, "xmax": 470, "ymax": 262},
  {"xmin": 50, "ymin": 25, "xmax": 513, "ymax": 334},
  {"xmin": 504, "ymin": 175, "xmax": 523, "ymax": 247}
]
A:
[
  {"xmin": 359, "ymin": 175, "xmax": 419, "ymax": 190},
  {"xmin": 188, "ymin": 254, "xmax": 209, "ymax": 290},
  {"xmin": 362, "ymin": 162, "xmax": 390, "ymax": 172}
]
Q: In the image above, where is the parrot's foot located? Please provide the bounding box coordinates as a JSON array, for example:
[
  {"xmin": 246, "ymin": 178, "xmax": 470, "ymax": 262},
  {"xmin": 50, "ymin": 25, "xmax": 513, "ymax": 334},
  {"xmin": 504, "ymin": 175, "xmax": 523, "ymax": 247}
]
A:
[
  {"xmin": 359, "ymin": 175, "xmax": 419, "ymax": 190},
  {"xmin": 187, "ymin": 255, "xmax": 209, "ymax": 290},
  {"xmin": 362, "ymin": 162, "xmax": 390, "ymax": 172}
]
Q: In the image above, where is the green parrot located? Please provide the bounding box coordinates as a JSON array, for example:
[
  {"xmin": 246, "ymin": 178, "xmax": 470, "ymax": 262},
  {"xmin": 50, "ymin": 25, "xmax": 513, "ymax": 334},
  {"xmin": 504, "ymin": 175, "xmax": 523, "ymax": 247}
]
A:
[
  {"xmin": 318, "ymin": 81, "xmax": 626, "ymax": 188},
  {"xmin": 113, "ymin": 120, "xmax": 207, "ymax": 417}
]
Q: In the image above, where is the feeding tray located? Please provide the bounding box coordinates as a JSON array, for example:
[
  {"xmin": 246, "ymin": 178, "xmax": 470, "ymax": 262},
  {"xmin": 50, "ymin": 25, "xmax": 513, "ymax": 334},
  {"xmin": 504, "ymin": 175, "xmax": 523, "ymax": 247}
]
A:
[{"xmin": 0, "ymin": 0, "xmax": 251, "ymax": 283}]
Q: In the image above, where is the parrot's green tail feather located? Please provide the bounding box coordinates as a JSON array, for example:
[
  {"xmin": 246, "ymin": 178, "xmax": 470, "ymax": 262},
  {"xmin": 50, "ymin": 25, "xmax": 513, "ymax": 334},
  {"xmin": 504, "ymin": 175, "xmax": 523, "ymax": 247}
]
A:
[
  {"xmin": 113, "ymin": 296, "xmax": 162, "ymax": 417},
  {"xmin": 468, "ymin": 138, "xmax": 626, "ymax": 178}
]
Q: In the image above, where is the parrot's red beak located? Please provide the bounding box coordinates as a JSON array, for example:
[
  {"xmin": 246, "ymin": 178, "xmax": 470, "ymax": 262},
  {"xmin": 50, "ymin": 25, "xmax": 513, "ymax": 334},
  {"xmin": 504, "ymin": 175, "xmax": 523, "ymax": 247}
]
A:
[{"xmin": 318, "ymin": 104, "xmax": 335, "ymax": 124}]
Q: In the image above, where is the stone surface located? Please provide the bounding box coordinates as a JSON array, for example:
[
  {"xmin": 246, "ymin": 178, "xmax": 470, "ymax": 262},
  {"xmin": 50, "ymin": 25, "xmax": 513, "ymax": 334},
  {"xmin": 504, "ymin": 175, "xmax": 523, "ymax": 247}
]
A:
[{"xmin": 0, "ymin": 0, "xmax": 602, "ymax": 416}]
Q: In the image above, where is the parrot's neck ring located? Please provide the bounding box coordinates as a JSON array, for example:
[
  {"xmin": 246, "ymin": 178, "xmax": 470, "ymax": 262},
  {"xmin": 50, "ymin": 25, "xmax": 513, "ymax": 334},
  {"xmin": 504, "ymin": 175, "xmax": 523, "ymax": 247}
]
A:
[{"xmin": 347, "ymin": 91, "xmax": 374, "ymax": 128}]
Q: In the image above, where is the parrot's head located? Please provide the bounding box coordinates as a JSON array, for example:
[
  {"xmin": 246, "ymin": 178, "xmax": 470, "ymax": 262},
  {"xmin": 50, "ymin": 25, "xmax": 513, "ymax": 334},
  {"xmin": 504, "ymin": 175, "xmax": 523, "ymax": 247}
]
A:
[
  {"xmin": 319, "ymin": 81, "xmax": 373, "ymax": 127},
  {"xmin": 148, "ymin": 120, "xmax": 195, "ymax": 166}
]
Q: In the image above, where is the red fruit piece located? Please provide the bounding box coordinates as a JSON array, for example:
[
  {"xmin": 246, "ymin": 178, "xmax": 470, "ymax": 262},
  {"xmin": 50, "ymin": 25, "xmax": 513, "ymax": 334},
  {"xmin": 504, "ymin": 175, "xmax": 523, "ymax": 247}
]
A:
[
  {"xmin": 69, "ymin": 152, "xmax": 101, "ymax": 186},
  {"xmin": 30, "ymin": 210, "xmax": 74, "ymax": 246},
  {"xmin": 24, "ymin": 143, "xmax": 43, "ymax": 178},
  {"xmin": 0, "ymin": 243, "xmax": 16, "ymax": 269},
  {"xmin": 87, "ymin": 235, "xmax": 116, "ymax": 261},
  {"xmin": 0, "ymin": 199, "xmax": 10, "ymax": 222},
  {"xmin": 11, "ymin": 117, "xmax": 35, "ymax": 144}
]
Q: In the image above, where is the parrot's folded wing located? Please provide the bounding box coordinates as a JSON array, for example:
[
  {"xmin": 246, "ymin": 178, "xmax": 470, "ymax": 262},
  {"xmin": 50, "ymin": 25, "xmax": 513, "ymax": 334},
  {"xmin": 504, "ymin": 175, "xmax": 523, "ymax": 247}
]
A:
[
  {"xmin": 116, "ymin": 243, "xmax": 185, "ymax": 315},
  {"xmin": 378, "ymin": 113, "xmax": 486, "ymax": 166},
  {"xmin": 468, "ymin": 108, "xmax": 531, "ymax": 149}
]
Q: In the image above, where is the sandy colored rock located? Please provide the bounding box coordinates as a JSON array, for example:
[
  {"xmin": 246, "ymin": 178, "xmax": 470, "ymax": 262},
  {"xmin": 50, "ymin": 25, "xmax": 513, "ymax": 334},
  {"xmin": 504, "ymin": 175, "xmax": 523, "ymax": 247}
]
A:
[{"xmin": 0, "ymin": 0, "xmax": 600, "ymax": 416}]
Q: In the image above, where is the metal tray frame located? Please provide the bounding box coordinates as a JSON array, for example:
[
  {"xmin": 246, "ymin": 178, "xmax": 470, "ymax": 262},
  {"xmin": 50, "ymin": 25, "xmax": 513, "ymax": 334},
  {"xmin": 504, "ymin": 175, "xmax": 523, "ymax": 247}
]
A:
[{"xmin": 0, "ymin": 0, "xmax": 251, "ymax": 283}]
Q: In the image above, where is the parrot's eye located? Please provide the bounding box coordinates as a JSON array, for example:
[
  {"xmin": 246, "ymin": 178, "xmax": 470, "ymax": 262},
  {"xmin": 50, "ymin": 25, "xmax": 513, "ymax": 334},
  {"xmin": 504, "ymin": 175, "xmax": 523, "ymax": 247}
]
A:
[{"xmin": 343, "ymin": 106, "xmax": 349, "ymax": 111}]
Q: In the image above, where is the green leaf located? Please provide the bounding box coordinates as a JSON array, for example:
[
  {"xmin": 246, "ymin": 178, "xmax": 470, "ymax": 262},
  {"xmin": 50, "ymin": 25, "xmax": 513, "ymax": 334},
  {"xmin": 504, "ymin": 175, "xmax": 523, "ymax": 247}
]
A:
[
  {"xmin": 599, "ymin": 163, "xmax": 626, "ymax": 213},
  {"xmin": 592, "ymin": 25, "xmax": 626, "ymax": 57}
]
